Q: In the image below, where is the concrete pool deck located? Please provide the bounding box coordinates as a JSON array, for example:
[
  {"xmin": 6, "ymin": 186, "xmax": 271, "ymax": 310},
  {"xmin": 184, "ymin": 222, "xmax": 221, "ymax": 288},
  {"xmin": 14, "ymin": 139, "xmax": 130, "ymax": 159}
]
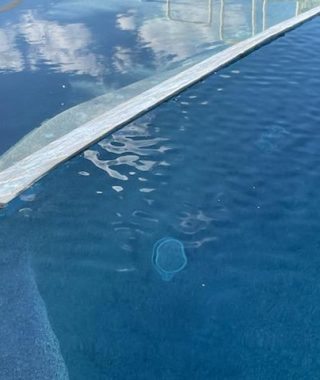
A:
[{"xmin": 0, "ymin": 5, "xmax": 320, "ymax": 207}]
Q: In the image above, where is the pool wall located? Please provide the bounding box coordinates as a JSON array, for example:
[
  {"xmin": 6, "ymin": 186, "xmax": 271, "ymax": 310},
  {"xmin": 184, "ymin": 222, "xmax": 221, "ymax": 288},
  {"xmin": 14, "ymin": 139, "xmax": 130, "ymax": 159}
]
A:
[{"xmin": 0, "ymin": 5, "xmax": 320, "ymax": 207}]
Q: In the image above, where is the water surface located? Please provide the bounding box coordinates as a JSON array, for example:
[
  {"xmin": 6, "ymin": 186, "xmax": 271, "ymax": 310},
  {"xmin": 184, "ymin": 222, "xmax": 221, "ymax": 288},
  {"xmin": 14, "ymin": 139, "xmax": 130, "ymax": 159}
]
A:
[
  {"xmin": 0, "ymin": 0, "xmax": 319, "ymax": 168},
  {"xmin": 1, "ymin": 15, "xmax": 320, "ymax": 379}
]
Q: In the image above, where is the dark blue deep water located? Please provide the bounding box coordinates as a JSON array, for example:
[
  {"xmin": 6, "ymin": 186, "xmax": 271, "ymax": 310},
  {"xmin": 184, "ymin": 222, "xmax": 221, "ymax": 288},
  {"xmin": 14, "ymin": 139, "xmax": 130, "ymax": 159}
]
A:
[{"xmin": 1, "ymin": 15, "xmax": 320, "ymax": 380}]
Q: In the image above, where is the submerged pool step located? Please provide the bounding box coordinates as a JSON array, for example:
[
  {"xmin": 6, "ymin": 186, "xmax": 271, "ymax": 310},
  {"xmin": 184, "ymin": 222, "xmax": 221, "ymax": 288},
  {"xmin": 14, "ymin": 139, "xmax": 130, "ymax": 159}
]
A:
[
  {"xmin": 0, "ymin": 5, "xmax": 320, "ymax": 207},
  {"xmin": 0, "ymin": 242, "xmax": 69, "ymax": 379}
]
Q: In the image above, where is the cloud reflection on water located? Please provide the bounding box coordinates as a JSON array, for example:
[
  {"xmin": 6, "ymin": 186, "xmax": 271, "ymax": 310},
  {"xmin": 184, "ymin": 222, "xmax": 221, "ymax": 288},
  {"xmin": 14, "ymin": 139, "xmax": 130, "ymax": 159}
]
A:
[
  {"xmin": 0, "ymin": 0, "xmax": 316, "ymax": 76},
  {"xmin": 0, "ymin": 11, "xmax": 104, "ymax": 75}
]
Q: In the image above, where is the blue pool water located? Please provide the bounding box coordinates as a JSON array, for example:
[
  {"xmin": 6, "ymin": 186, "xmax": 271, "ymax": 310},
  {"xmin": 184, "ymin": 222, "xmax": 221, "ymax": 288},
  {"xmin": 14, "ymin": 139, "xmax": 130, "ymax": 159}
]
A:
[
  {"xmin": 1, "ymin": 13, "xmax": 320, "ymax": 380},
  {"xmin": 0, "ymin": 0, "xmax": 318, "ymax": 167}
]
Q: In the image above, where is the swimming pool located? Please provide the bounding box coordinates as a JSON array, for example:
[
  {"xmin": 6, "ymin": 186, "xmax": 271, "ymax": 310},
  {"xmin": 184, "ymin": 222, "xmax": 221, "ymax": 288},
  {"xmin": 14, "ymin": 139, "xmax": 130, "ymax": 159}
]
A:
[
  {"xmin": 1, "ymin": 12, "xmax": 320, "ymax": 379},
  {"xmin": 1, "ymin": 0, "xmax": 320, "ymax": 206}
]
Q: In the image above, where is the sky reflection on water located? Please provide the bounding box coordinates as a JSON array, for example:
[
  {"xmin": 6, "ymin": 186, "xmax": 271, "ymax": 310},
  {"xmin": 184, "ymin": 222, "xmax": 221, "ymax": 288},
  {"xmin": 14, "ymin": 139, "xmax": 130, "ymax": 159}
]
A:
[{"xmin": 0, "ymin": 0, "xmax": 319, "ymax": 161}]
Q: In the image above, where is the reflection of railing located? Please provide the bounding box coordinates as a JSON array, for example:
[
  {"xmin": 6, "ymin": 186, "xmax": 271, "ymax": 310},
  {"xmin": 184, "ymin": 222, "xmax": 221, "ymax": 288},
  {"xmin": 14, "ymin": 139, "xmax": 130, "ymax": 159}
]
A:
[
  {"xmin": 220, "ymin": 0, "xmax": 302, "ymax": 42},
  {"xmin": 260, "ymin": 0, "xmax": 300, "ymax": 31},
  {"xmin": 163, "ymin": 0, "xmax": 307, "ymax": 41},
  {"xmin": 167, "ymin": 0, "xmax": 213, "ymax": 25},
  {"xmin": 144, "ymin": 0, "xmax": 315, "ymax": 32},
  {"xmin": 0, "ymin": 0, "xmax": 21, "ymax": 13},
  {"xmin": 219, "ymin": 0, "xmax": 257, "ymax": 42}
]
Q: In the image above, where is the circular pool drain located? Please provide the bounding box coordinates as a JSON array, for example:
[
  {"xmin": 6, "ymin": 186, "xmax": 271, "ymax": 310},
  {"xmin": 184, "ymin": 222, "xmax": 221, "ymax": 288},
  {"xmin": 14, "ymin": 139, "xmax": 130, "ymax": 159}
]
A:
[
  {"xmin": 152, "ymin": 238, "xmax": 187, "ymax": 281},
  {"xmin": 0, "ymin": 0, "xmax": 22, "ymax": 13}
]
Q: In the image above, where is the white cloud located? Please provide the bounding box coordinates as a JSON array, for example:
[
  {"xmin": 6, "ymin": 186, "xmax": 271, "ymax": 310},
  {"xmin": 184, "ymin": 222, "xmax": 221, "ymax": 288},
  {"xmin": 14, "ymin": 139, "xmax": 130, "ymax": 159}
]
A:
[
  {"xmin": 117, "ymin": 13, "xmax": 137, "ymax": 31},
  {"xmin": 20, "ymin": 12, "xmax": 105, "ymax": 76},
  {"xmin": 139, "ymin": 17, "xmax": 217, "ymax": 63},
  {"xmin": 113, "ymin": 46, "xmax": 134, "ymax": 74},
  {"xmin": 0, "ymin": 11, "xmax": 105, "ymax": 76},
  {"xmin": 0, "ymin": 28, "xmax": 24, "ymax": 72}
]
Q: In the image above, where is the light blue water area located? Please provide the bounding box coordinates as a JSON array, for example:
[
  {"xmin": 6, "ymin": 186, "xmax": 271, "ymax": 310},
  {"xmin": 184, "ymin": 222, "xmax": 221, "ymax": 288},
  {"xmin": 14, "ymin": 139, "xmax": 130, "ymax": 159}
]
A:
[{"xmin": 1, "ymin": 14, "xmax": 320, "ymax": 380}]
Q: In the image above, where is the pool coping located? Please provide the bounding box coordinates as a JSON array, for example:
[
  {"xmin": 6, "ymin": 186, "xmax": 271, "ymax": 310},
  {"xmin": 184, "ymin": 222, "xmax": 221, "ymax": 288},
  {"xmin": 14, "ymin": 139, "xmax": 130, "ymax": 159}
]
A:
[{"xmin": 0, "ymin": 5, "xmax": 320, "ymax": 207}]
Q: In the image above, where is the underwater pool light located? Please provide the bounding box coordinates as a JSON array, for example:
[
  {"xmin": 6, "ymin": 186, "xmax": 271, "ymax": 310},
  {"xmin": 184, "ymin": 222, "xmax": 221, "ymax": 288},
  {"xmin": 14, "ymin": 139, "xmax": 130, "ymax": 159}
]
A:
[{"xmin": 152, "ymin": 237, "xmax": 187, "ymax": 281}]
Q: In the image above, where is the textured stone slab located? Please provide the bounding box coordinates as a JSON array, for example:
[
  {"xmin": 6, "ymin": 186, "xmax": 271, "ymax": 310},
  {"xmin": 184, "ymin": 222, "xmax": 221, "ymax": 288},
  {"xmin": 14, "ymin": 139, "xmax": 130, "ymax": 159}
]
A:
[{"xmin": 0, "ymin": 6, "xmax": 320, "ymax": 207}]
